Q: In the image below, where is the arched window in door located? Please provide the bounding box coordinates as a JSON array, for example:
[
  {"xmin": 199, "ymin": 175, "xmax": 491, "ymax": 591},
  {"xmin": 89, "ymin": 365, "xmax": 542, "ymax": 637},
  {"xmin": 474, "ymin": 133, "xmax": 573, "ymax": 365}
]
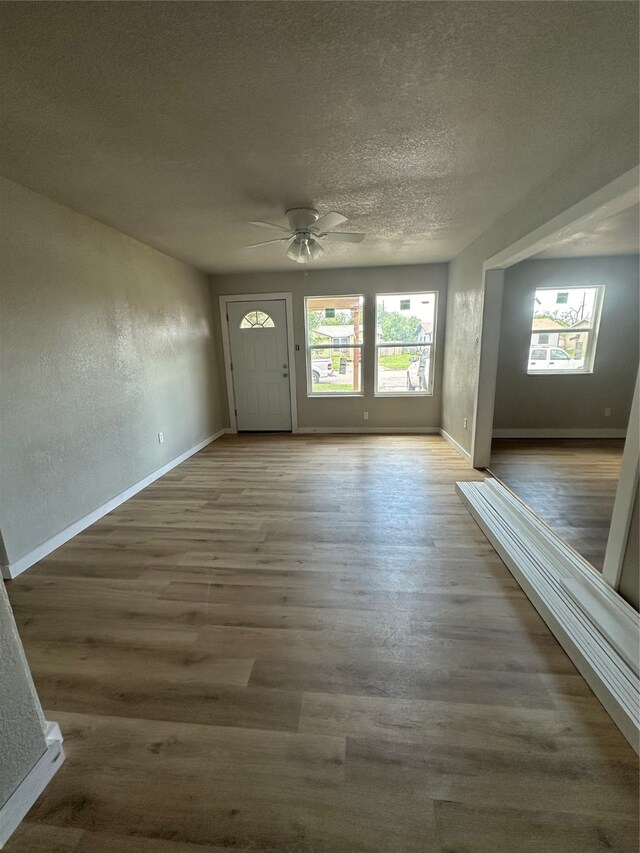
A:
[{"xmin": 240, "ymin": 311, "xmax": 275, "ymax": 329}]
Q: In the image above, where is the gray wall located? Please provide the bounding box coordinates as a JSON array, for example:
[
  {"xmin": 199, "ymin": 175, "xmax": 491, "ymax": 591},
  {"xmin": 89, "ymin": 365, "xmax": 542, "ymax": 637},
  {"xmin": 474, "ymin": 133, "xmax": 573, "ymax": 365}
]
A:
[
  {"xmin": 0, "ymin": 579, "xmax": 47, "ymax": 806},
  {"xmin": 210, "ymin": 264, "xmax": 447, "ymax": 431},
  {"xmin": 441, "ymin": 104, "xmax": 639, "ymax": 455},
  {"xmin": 494, "ymin": 255, "xmax": 639, "ymax": 431},
  {"xmin": 0, "ymin": 177, "xmax": 226, "ymax": 566},
  {"xmin": 619, "ymin": 485, "xmax": 639, "ymax": 611}
]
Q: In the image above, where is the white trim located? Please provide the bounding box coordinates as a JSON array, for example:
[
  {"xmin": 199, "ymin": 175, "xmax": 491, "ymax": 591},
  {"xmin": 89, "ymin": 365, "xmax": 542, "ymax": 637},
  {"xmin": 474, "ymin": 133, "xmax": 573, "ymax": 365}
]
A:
[
  {"xmin": 483, "ymin": 167, "xmax": 640, "ymax": 271},
  {"xmin": 603, "ymin": 370, "xmax": 640, "ymax": 589},
  {"xmin": 471, "ymin": 166, "xmax": 640, "ymax": 469},
  {"xmin": 284, "ymin": 295, "xmax": 299, "ymax": 433},
  {"xmin": 457, "ymin": 478, "xmax": 639, "ymax": 754},
  {"xmin": 296, "ymin": 426, "xmax": 440, "ymax": 434},
  {"xmin": 1, "ymin": 429, "xmax": 228, "ymax": 580},
  {"xmin": 305, "ymin": 393, "xmax": 364, "ymax": 399},
  {"xmin": 219, "ymin": 293, "xmax": 298, "ymax": 434},
  {"xmin": 526, "ymin": 283, "xmax": 605, "ymax": 377},
  {"xmin": 374, "ymin": 391, "xmax": 434, "ymax": 398},
  {"xmin": 373, "ymin": 291, "xmax": 439, "ymax": 398},
  {"xmin": 439, "ymin": 428, "xmax": 472, "ymax": 462},
  {"xmin": 43, "ymin": 722, "xmax": 62, "ymax": 744},
  {"xmin": 304, "ymin": 294, "xmax": 364, "ymax": 399},
  {"xmin": 0, "ymin": 721, "xmax": 64, "ymax": 848},
  {"xmin": 493, "ymin": 428, "xmax": 627, "ymax": 439}
]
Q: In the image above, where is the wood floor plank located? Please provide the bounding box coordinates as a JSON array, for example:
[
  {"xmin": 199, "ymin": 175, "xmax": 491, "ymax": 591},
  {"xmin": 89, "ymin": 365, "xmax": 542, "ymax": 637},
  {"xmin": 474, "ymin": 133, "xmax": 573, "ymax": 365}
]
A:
[
  {"xmin": 489, "ymin": 438, "xmax": 624, "ymax": 570},
  {"xmin": 433, "ymin": 799, "xmax": 639, "ymax": 853},
  {"xmin": 4, "ymin": 434, "xmax": 638, "ymax": 853},
  {"xmin": 298, "ymin": 691, "xmax": 633, "ymax": 754}
]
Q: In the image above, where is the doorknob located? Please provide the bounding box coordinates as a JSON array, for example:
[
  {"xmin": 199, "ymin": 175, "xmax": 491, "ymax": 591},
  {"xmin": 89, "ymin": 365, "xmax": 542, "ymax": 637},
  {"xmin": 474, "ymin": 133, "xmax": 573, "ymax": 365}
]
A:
[{"xmin": 283, "ymin": 372, "xmax": 288, "ymax": 378}]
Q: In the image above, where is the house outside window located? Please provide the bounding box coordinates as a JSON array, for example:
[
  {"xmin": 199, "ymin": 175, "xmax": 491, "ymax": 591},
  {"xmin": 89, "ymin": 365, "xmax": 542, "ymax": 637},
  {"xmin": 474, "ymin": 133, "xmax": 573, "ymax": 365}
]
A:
[
  {"xmin": 375, "ymin": 292, "xmax": 437, "ymax": 395},
  {"xmin": 305, "ymin": 295, "xmax": 363, "ymax": 395},
  {"xmin": 528, "ymin": 285, "xmax": 605, "ymax": 374}
]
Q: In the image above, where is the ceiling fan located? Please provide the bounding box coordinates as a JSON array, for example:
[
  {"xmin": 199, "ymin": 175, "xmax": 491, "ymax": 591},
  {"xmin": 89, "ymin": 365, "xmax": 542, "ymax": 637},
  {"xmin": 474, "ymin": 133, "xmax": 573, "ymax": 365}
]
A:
[{"xmin": 246, "ymin": 208, "xmax": 365, "ymax": 264}]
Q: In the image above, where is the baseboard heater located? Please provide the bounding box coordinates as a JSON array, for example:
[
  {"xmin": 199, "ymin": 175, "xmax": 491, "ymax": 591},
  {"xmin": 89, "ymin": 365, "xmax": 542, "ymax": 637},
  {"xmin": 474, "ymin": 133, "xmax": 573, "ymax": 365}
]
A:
[{"xmin": 456, "ymin": 478, "xmax": 639, "ymax": 754}]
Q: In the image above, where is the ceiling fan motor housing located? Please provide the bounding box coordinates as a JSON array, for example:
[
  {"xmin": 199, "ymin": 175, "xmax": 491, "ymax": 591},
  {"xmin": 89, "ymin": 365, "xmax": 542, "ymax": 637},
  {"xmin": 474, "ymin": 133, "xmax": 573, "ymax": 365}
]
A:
[{"xmin": 286, "ymin": 208, "xmax": 319, "ymax": 233}]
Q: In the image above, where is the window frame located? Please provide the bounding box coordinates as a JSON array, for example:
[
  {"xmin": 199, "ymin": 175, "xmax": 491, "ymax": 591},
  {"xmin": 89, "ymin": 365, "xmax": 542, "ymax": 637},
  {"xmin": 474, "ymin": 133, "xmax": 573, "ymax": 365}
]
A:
[
  {"xmin": 374, "ymin": 291, "xmax": 438, "ymax": 397},
  {"xmin": 304, "ymin": 295, "xmax": 364, "ymax": 397},
  {"xmin": 527, "ymin": 284, "xmax": 605, "ymax": 376}
]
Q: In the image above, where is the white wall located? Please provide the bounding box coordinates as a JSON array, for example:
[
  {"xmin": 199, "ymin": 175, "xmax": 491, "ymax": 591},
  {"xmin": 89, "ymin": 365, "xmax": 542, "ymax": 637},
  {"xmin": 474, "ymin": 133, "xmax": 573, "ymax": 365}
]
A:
[
  {"xmin": 211, "ymin": 264, "xmax": 447, "ymax": 431},
  {"xmin": 0, "ymin": 177, "xmax": 226, "ymax": 567},
  {"xmin": 494, "ymin": 255, "xmax": 639, "ymax": 431},
  {"xmin": 441, "ymin": 104, "xmax": 639, "ymax": 455}
]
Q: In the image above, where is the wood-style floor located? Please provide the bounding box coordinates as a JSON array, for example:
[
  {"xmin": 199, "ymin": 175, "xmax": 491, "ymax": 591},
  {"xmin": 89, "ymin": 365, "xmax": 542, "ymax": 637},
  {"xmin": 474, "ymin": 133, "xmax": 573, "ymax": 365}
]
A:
[
  {"xmin": 5, "ymin": 435, "xmax": 638, "ymax": 853},
  {"xmin": 489, "ymin": 439, "xmax": 625, "ymax": 571}
]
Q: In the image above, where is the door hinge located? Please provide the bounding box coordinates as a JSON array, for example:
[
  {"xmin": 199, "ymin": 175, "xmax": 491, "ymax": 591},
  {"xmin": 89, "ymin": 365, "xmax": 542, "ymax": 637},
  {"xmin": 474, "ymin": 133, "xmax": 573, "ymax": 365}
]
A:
[
  {"xmin": 230, "ymin": 362, "xmax": 233, "ymax": 371},
  {"xmin": 234, "ymin": 409, "xmax": 237, "ymax": 416}
]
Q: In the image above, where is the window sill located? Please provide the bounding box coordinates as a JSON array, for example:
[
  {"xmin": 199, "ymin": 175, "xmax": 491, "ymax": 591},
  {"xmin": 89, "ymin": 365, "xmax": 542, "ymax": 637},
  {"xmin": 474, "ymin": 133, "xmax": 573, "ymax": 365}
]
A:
[
  {"xmin": 307, "ymin": 393, "xmax": 364, "ymax": 398},
  {"xmin": 527, "ymin": 370, "xmax": 594, "ymax": 376},
  {"xmin": 374, "ymin": 391, "xmax": 434, "ymax": 398}
]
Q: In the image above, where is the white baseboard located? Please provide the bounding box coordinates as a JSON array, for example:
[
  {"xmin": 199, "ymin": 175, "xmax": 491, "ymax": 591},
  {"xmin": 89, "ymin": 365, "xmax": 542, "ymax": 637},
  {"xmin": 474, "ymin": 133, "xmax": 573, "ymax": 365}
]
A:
[
  {"xmin": 439, "ymin": 428, "xmax": 472, "ymax": 463},
  {"xmin": 0, "ymin": 721, "xmax": 64, "ymax": 848},
  {"xmin": 493, "ymin": 428, "xmax": 626, "ymax": 439},
  {"xmin": 1, "ymin": 429, "xmax": 229, "ymax": 580},
  {"xmin": 296, "ymin": 426, "xmax": 440, "ymax": 434},
  {"xmin": 457, "ymin": 478, "xmax": 639, "ymax": 754}
]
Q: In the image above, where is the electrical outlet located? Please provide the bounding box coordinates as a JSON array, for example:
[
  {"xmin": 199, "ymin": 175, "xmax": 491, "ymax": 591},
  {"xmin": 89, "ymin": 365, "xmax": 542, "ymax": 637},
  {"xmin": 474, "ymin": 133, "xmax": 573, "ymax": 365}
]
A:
[
  {"xmin": 158, "ymin": 432, "xmax": 164, "ymax": 444},
  {"xmin": 363, "ymin": 412, "xmax": 369, "ymax": 420},
  {"xmin": 604, "ymin": 408, "xmax": 611, "ymax": 417},
  {"xmin": 463, "ymin": 418, "xmax": 468, "ymax": 430}
]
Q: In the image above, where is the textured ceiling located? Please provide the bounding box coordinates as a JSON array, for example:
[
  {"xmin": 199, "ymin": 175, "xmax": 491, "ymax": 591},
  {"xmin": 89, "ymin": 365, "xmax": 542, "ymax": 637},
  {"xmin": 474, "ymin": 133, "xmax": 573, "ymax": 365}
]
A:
[
  {"xmin": 535, "ymin": 205, "xmax": 639, "ymax": 259},
  {"xmin": 0, "ymin": 2, "xmax": 638, "ymax": 272}
]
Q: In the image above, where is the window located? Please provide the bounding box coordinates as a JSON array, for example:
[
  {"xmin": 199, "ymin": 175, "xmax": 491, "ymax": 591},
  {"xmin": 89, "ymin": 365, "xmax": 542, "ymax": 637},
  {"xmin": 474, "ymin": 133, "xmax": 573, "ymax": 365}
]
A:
[
  {"xmin": 528, "ymin": 285, "xmax": 604, "ymax": 374},
  {"xmin": 240, "ymin": 310, "xmax": 274, "ymax": 329},
  {"xmin": 305, "ymin": 295, "xmax": 363, "ymax": 395},
  {"xmin": 375, "ymin": 292, "xmax": 437, "ymax": 395}
]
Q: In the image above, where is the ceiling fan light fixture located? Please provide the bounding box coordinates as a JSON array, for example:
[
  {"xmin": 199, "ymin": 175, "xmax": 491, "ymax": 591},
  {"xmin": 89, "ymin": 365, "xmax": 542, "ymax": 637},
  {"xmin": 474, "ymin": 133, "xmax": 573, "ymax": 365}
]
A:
[
  {"xmin": 308, "ymin": 237, "xmax": 324, "ymax": 260},
  {"xmin": 286, "ymin": 237, "xmax": 308, "ymax": 264}
]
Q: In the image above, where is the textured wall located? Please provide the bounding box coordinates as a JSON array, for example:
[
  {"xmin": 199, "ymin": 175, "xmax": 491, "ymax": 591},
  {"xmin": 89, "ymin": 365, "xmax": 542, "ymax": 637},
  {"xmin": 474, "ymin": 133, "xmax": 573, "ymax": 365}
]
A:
[
  {"xmin": 441, "ymin": 105, "xmax": 640, "ymax": 455},
  {"xmin": 0, "ymin": 178, "xmax": 226, "ymax": 565},
  {"xmin": 0, "ymin": 579, "xmax": 47, "ymax": 806},
  {"xmin": 494, "ymin": 255, "xmax": 639, "ymax": 430},
  {"xmin": 210, "ymin": 264, "xmax": 447, "ymax": 430}
]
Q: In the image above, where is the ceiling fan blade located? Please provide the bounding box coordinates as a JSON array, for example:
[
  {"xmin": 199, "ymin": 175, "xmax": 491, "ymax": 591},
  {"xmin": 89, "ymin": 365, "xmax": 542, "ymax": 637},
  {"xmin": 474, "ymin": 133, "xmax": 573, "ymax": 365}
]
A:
[
  {"xmin": 245, "ymin": 237, "xmax": 291, "ymax": 248},
  {"xmin": 312, "ymin": 211, "xmax": 348, "ymax": 232},
  {"xmin": 249, "ymin": 220, "xmax": 291, "ymax": 234},
  {"xmin": 321, "ymin": 231, "xmax": 366, "ymax": 243}
]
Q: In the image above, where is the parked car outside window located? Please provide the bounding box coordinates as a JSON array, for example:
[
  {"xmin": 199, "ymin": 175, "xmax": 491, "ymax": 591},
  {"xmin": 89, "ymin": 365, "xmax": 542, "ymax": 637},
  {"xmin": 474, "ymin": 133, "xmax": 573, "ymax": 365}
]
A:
[
  {"xmin": 311, "ymin": 359, "xmax": 335, "ymax": 384},
  {"xmin": 528, "ymin": 345, "xmax": 582, "ymax": 371}
]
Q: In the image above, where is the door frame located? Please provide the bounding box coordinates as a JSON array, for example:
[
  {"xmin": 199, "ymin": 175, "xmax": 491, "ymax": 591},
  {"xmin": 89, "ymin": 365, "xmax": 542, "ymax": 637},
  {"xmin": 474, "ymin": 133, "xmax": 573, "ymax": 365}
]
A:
[{"xmin": 219, "ymin": 292, "xmax": 298, "ymax": 434}]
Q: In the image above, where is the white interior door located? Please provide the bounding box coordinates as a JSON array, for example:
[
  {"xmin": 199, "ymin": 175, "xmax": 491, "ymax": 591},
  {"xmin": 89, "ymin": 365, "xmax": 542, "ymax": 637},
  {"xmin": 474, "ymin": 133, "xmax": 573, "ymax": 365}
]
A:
[{"xmin": 226, "ymin": 299, "xmax": 292, "ymax": 432}]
